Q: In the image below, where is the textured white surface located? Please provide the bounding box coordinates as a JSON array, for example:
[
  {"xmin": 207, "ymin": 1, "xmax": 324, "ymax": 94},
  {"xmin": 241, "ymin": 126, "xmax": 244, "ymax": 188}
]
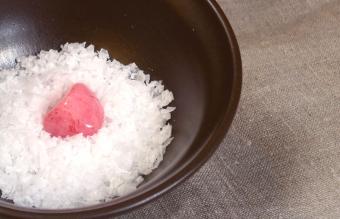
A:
[{"xmin": 0, "ymin": 43, "xmax": 174, "ymax": 209}]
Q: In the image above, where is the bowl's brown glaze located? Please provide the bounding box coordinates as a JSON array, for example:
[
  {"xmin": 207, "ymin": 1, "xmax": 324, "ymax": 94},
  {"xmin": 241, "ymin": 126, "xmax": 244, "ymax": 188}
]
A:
[{"xmin": 0, "ymin": 0, "xmax": 241, "ymax": 218}]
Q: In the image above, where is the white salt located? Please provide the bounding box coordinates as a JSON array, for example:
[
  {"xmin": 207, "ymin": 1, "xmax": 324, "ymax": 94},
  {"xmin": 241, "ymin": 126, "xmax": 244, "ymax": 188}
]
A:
[{"xmin": 0, "ymin": 43, "xmax": 174, "ymax": 209}]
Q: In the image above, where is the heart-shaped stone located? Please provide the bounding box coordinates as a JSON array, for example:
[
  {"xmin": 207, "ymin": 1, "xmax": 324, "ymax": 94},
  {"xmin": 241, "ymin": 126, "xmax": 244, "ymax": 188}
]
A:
[{"xmin": 43, "ymin": 83, "xmax": 104, "ymax": 137}]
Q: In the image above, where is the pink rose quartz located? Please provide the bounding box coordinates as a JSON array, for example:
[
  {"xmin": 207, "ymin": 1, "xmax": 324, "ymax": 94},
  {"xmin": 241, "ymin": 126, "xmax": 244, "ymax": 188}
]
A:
[{"xmin": 43, "ymin": 83, "xmax": 104, "ymax": 137}]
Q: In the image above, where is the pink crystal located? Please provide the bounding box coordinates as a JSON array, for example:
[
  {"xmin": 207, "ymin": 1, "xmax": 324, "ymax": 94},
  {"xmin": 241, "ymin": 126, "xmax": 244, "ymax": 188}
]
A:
[{"xmin": 43, "ymin": 83, "xmax": 104, "ymax": 137}]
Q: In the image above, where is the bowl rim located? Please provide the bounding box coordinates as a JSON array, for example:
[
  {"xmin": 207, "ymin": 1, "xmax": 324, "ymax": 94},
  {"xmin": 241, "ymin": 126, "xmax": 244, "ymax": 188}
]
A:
[{"xmin": 0, "ymin": 0, "xmax": 242, "ymax": 218}]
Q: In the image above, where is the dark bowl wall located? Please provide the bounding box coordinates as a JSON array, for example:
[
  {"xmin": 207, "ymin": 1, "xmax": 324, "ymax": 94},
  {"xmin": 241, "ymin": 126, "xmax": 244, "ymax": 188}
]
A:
[{"xmin": 0, "ymin": 0, "xmax": 241, "ymax": 218}]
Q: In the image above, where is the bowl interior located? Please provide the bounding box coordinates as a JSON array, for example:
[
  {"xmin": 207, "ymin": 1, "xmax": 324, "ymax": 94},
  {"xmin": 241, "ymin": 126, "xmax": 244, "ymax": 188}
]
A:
[{"xmin": 0, "ymin": 0, "xmax": 240, "ymax": 217}]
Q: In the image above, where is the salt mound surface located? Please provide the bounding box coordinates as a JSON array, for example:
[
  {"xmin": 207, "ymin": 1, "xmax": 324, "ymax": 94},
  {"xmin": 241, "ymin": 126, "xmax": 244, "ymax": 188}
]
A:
[{"xmin": 0, "ymin": 43, "xmax": 174, "ymax": 209}]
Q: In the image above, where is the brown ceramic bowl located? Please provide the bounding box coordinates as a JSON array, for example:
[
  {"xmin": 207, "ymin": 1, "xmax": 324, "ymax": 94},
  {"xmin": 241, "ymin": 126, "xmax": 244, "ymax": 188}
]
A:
[{"xmin": 0, "ymin": 0, "xmax": 241, "ymax": 218}]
